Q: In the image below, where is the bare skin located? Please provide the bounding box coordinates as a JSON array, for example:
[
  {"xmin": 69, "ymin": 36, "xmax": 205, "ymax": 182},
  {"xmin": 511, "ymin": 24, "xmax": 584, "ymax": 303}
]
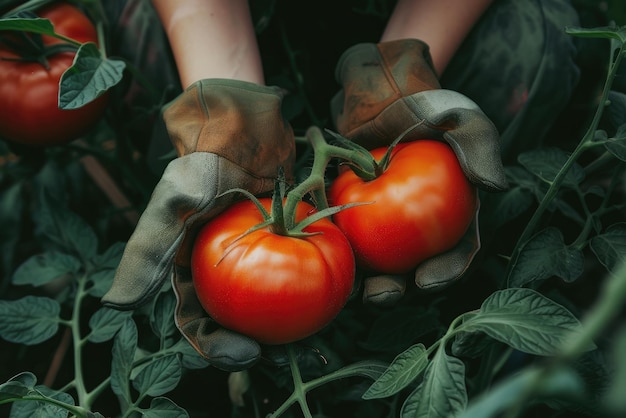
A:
[{"xmin": 152, "ymin": 0, "xmax": 494, "ymax": 87}]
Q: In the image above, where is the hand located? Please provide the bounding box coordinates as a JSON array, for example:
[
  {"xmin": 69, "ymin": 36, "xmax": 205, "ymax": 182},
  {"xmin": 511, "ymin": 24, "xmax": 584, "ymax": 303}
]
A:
[
  {"xmin": 330, "ymin": 39, "xmax": 507, "ymax": 305},
  {"xmin": 102, "ymin": 79, "xmax": 296, "ymax": 370}
]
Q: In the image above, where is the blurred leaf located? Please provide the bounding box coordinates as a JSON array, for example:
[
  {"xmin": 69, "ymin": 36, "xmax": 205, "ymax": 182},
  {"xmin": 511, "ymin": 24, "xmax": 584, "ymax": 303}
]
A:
[
  {"xmin": 508, "ymin": 228, "xmax": 584, "ymax": 287},
  {"xmin": 517, "ymin": 148, "xmax": 585, "ymax": 188},
  {"xmin": 86, "ymin": 242, "xmax": 125, "ymax": 297},
  {"xmin": 59, "ymin": 42, "xmax": 125, "ymax": 109},
  {"xmin": 458, "ymin": 365, "xmax": 585, "ymax": 418},
  {"xmin": 111, "ymin": 318, "xmax": 137, "ymax": 403},
  {"xmin": 0, "ymin": 296, "xmax": 60, "ymax": 344},
  {"xmin": 362, "ymin": 344, "xmax": 428, "ymax": 400},
  {"xmin": 12, "ymin": 251, "xmax": 81, "ymax": 287},
  {"xmin": 590, "ymin": 223, "xmax": 626, "ymax": 273},
  {"xmin": 604, "ymin": 325, "xmax": 626, "ymax": 414},
  {"xmin": 34, "ymin": 191, "xmax": 98, "ymax": 261},
  {"xmin": 463, "ymin": 289, "xmax": 594, "ymax": 356},
  {"xmin": 88, "ymin": 307, "xmax": 132, "ymax": 343},
  {"xmin": 141, "ymin": 397, "xmax": 189, "ymax": 418},
  {"xmin": 0, "ymin": 16, "xmax": 54, "ymax": 33},
  {"xmin": 86, "ymin": 268, "xmax": 115, "ymax": 298},
  {"xmin": 132, "ymin": 354, "xmax": 182, "ymax": 397},
  {"xmin": 91, "ymin": 241, "xmax": 125, "ymax": 269},
  {"xmin": 400, "ymin": 349, "xmax": 467, "ymax": 418}
]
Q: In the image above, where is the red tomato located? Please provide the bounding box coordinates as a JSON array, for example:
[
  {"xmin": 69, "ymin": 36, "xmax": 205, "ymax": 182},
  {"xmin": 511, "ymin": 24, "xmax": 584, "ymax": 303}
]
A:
[
  {"xmin": 0, "ymin": 2, "xmax": 108, "ymax": 146},
  {"xmin": 191, "ymin": 198, "xmax": 355, "ymax": 345},
  {"xmin": 328, "ymin": 140, "xmax": 477, "ymax": 274}
]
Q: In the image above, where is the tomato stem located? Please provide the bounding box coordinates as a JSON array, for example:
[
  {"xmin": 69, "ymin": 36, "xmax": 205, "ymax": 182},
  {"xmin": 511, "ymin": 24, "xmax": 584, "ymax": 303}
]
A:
[{"xmin": 283, "ymin": 125, "xmax": 377, "ymax": 229}]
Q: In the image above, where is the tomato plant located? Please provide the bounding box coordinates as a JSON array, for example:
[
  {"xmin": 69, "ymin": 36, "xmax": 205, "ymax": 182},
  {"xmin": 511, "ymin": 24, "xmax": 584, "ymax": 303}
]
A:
[
  {"xmin": 191, "ymin": 197, "xmax": 355, "ymax": 345},
  {"xmin": 0, "ymin": 1, "xmax": 109, "ymax": 146},
  {"xmin": 328, "ymin": 140, "xmax": 477, "ymax": 274}
]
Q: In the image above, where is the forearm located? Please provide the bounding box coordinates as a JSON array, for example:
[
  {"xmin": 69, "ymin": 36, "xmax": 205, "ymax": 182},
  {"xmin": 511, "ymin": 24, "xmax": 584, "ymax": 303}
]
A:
[
  {"xmin": 151, "ymin": 0, "xmax": 264, "ymax": 88},
  {"xmin": 381, "ymin": 0, "xmax": 494, "ymax": 75}
]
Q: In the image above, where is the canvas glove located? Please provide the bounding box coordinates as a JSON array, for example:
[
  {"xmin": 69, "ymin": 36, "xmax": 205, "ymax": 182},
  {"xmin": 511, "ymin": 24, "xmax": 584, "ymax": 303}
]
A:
[
  {"xmin": 330, "ymin": 39, "xmax": 507, "ymax": 305},
  {"xmin": 102, "ymin": 79, "xmax": 296, "ymax": 371}
]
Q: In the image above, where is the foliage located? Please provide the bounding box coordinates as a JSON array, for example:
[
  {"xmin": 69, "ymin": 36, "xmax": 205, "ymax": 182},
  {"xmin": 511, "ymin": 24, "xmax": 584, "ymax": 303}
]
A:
[{"xmin": 1, "ymin": 0, "xmax": 626, "ymax": 417}]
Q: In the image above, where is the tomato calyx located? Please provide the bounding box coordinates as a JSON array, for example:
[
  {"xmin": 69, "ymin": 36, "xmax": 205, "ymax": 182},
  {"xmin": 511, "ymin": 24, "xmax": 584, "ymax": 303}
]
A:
[{"xmin": 328, "ymin": 121, "xmax": 425, "ymax": 182}]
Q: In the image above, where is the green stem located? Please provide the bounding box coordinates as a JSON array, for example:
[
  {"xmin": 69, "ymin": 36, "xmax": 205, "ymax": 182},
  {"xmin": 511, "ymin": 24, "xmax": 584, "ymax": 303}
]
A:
[
  {"xmin": 283, "ymin": 126, "xmax": 376, "ymax": 229},
  {"xmin": 71, "ymin": 275, "xmax": 89, "ymax": 408},
  {"xmin": 506, "ymin": 45, "xmax": 625, "ymax": 283}
]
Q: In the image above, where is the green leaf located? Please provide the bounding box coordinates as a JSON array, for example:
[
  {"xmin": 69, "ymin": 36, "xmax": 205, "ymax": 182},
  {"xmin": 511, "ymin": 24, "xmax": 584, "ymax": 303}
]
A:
[
  {"xmin": 326, "ymin": 360, "xmax": 388, "ymax": 382},
  {"xmin": 35, "ymin": 191, "xmax": 98, "ymax": 261},
  {"xmin": 458, "ymin": 365, "xmax": 585, "ymax": 418},
  {"xmin": 86, "ymin": 241, "xmax": 125, "ymax": 298},
  {"xmin": 0, "ymin": 296, "xmax": 60, "ymax": 345},
  {"xmin": 464, "ymin": 288, "xmax": 593, "ymax": 356},
  {"xmin": 88, "ymin": 307, "xmax": 132, "ymax": 343},
  {"xmin": 484, "ymin": 183, "xmax": 534, "ymax": 228},
  {"xmin": 517, "ymin": 148, "xmax": 585, "ymax": 188},
  {"xmin": 0, "ymin": 372, "xmax": 36, "ymax": 401},
  {"xmin": 565, "ymin": 25, "xmax": 626, "ymax": 43},
  {"xmin": 91, "ymin": 242, "xmax": 125, "ymax": 269},
  {"xmin": 590, "ymin": 223, "xmax": 626, "ymax": 273},
  {"xmin": 170, "ymin": 339, "xmax": 208, "ymax": 370},
  {"xmin": 150, "ymin": 292, "xmax": 178, "ymax": 342},
  {"xmin": 12, "ymin": 252, "xmax": 81, "ymax": 287},
  {"xmin": 59, "ymin": 42, "xmax": 125, "ymax": 109},
  {"xmin": 132, "ymin": 354, "xmax": 182, "ymax": 397},
  {"xmin": 0, "ymin": 17, "xmax": 55, "ymax": 34},
  {"xmin": 10, "ymin": 385, "xmax": 75, "ymax": 418},
  {"xmin": 362, "ymin": 344, "xmax": 429, "ymax": 400},
  {"xmin": 508, "ymin": 227, "xmax": 584, "ymax": 287},
  {"xmin": 400, "ymin": 349, "xmax": 467, "ymax": 418},
  {"xmin": 85, "ymin": 268, "xmax": 116, "ymax": 298},
  {"xmin": 141, "ymin": 397, "xmax": 189, "ymax": 418},
  {"xmin": 111, "ymin": 318, "xmax": 138, "ymax": 403}
]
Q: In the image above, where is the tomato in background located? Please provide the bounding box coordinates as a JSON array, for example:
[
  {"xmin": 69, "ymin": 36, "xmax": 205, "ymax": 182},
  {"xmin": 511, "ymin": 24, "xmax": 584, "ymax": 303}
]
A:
[
  {"xmin": 191, "ymin": 198, "xmax": 355, "ymax": 345},
  {"xmin": 0, "ymin": 2, "xmax": 109, "ymax": 146},
  {"xmin": 328, "ymin": 140, "xmax": 477, "ymax": 274}
]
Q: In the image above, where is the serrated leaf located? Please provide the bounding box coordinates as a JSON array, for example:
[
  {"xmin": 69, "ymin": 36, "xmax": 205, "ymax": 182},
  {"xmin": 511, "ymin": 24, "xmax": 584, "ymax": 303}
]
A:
[
  {"xmin": 111, "ymin": 318, "xmax": 138, "ymax": 403},
  {"xmin": 132, "ymin": 354, "xmax": 182, "ymax": 397},
  {"xmin": 141, "ymin": 397, "xmax": 189, "ymax": 418},
  {"xmin": 0, "ymin": 296, "xmax": 60, "ymax": 345},
  {"xmin": 59, "ymin": 42, "xmax": 125, "ymax": 109},
  {"xmin": 400, "ymin": 349, "xmax": 467, "ymax": 418},
  {"xmin": 464, "ymin": 288, "xmax": 593, "ymax": 356},
  {"xmin": 35, "ymin": 191, "xmax": 97, "ymax": 260},
  {"xmin": 150, "ymin": 292, "xmax": 178, "ymax": 342},
  {"xmin": 590, "ymin": 223, "xmax": 626, "ymax": 273},
  {"xmin": 12, "ymin": 252, "xmax": 81, "ymax": 287},
  {"xmin": 363, "ymin": 344, "xmax": 429, "ymax": 400},
  {"xmin": 517, "ymin": 148, "xmax": 585, "ymax": 187},
  {"xmin": 10, "ymin": 384, "xmax": 75, "ymax": 418},
  {"xmin": 88, "ymin": 308, "xmax": 132, "ymax": 343},
  {"xmin": 0, "ymin": 372, "xmax": 37, "ymax": 401},
  {"xmin": 508, "ymin": 227, "xmax": 584, "ymax": 287}
]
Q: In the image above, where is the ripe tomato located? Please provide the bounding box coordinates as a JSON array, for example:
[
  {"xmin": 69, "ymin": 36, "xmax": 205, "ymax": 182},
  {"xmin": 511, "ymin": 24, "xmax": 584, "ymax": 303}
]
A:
[
  {"xmin": 191, "ymin": 198, "xmax": 355, "ymax": 345},
  {"xmin": 328, "ymin": 140, "xmax": 477, "ymax": 274},
  {"xmin": 0, "ymin": 2, "xmax": 108, "ymax": 146}
]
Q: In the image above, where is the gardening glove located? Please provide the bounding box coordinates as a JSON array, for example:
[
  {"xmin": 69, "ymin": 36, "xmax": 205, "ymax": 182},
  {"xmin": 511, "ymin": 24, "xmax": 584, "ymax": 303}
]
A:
[
  {"xmin": 330, "ymin": 39, "xmax": 507, "ymax": 305},
  {"xmin": 102, "ymin": 79, "xmax": 296, "ymax": 371}
]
